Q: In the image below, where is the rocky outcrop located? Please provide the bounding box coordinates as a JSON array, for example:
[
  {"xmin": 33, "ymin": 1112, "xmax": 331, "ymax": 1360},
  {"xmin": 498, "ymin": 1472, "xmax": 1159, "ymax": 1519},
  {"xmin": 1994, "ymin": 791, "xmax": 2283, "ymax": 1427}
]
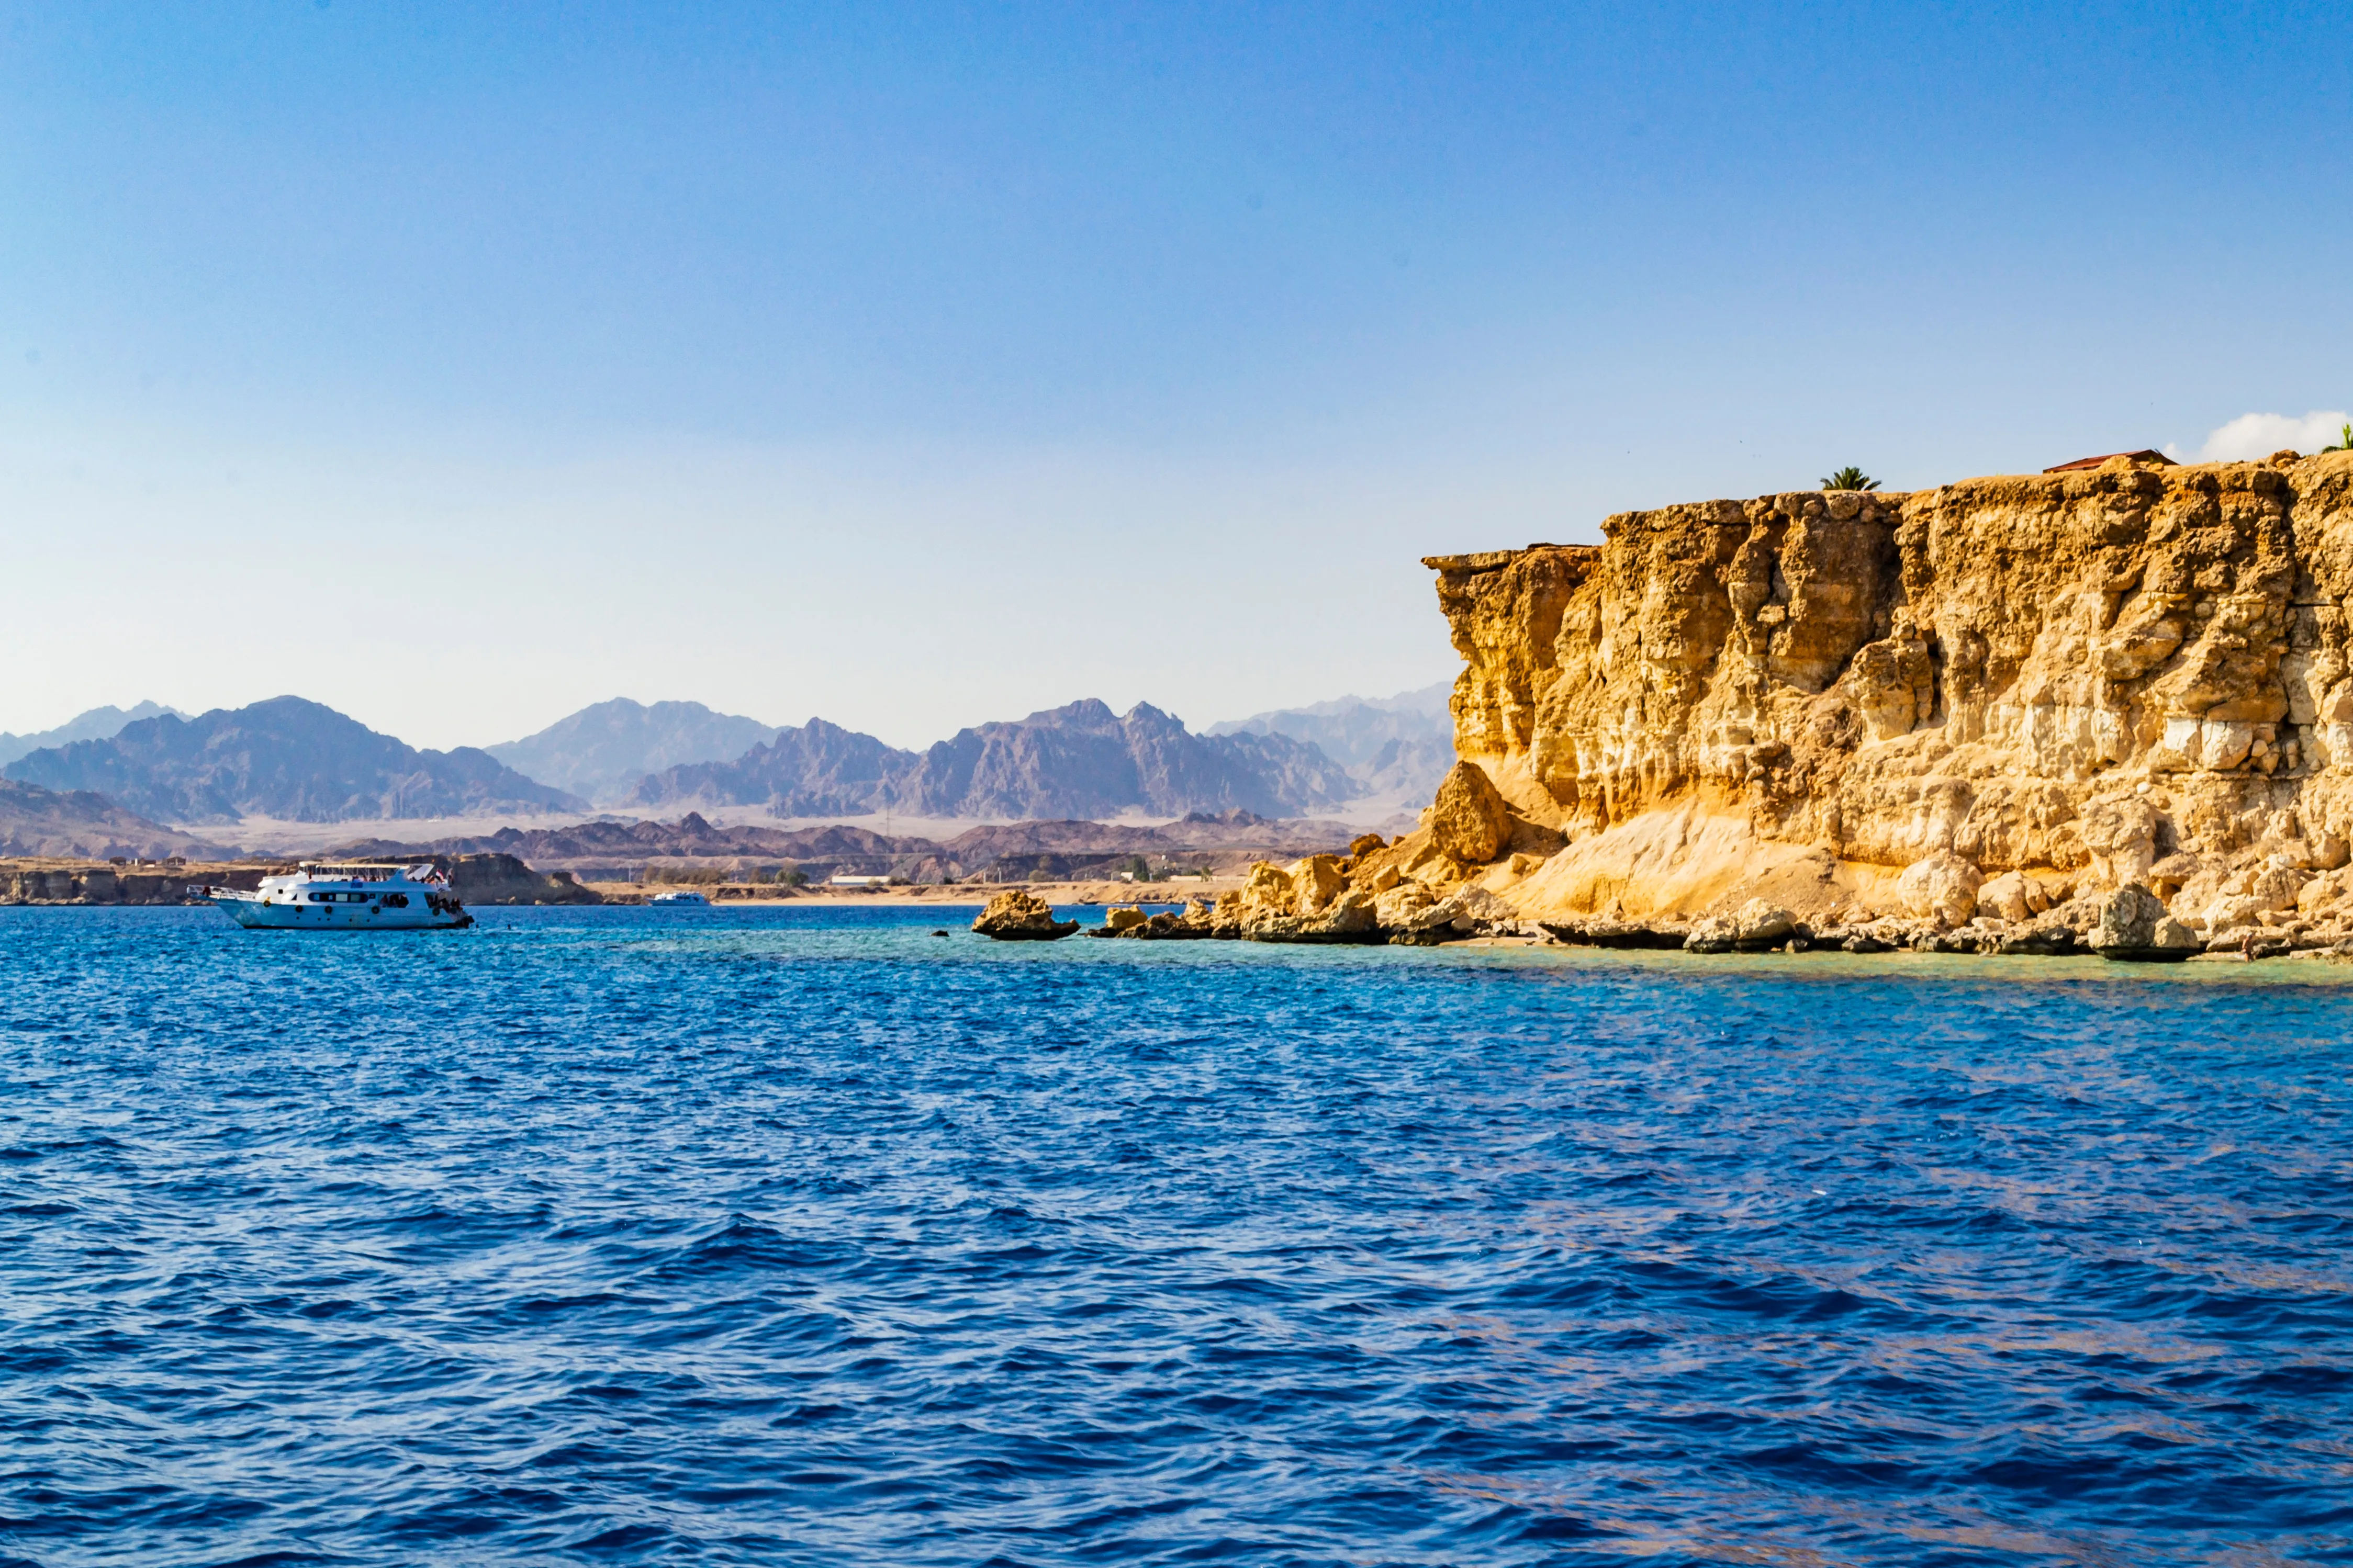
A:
[
  {"xmin": 1427, "ymin": 760, "xmax": 1512, "ymax": 863},
  {"xmin": 1683, "ymin": 899, "xmax": 1797, "ymax": 953},
  {"xmin": 972, "ymin": 889, "xmax": 1081, "ymax": 940},
  {"xmin": 1384, "ymin": 452, "xmax": 2353, "ymax": 956},
  {"xmin": 1088, "ymin": 898, "xmax": 1225, "ymax": 940},
  {"xmin": 2088, "ymin": 884, "xmax": 2198, "ymax": 962}
]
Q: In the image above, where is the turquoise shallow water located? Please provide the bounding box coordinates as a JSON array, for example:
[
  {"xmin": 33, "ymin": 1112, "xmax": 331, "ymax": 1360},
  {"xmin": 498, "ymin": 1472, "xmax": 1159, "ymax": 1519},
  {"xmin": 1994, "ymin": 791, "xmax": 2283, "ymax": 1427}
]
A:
[{"xmin": 2, "ymin": 903, "xmax": 2349, "ymax": 1566}]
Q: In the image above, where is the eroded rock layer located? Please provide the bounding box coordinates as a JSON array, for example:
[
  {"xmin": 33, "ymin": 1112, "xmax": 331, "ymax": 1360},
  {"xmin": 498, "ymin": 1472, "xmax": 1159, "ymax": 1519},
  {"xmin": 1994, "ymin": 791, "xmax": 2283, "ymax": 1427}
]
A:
[{"xmin": 1416, "ymin": 452, "xmax": 2353, "ymax": 947}]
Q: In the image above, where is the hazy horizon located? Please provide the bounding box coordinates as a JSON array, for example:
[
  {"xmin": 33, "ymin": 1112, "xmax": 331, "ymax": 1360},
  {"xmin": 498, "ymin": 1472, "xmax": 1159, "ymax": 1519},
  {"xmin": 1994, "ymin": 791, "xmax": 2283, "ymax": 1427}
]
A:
[
  {"xmin": 0, "ymin": 679, "xmax": 1456, "ymax": 760},
  {"xmin": 7, "ymin": 2, "xmax": 2350, "ymax": 747}
]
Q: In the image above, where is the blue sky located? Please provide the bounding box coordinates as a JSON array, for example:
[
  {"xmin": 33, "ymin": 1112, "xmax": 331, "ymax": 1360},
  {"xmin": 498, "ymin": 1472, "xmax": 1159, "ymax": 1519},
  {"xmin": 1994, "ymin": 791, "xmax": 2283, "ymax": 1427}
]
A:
[{"xmin": 4, "ymin": 2, "xmax": 2349, "ymax": 749}]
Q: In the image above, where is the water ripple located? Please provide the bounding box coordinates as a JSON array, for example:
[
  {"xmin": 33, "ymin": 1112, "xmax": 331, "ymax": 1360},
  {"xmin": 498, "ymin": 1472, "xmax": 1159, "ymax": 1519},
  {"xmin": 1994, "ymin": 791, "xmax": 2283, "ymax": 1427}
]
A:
[{"xmin": 1, "ymin": 906, "xmax": 2349, "ymax": 1564}]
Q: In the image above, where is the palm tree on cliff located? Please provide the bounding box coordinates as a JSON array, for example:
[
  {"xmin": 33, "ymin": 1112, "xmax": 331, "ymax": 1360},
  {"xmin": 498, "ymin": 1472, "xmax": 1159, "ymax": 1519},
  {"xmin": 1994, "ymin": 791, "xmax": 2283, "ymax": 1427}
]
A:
[{"xmin": 1821, "ymin": 466, "xmax": 1880, "ymax": 491}]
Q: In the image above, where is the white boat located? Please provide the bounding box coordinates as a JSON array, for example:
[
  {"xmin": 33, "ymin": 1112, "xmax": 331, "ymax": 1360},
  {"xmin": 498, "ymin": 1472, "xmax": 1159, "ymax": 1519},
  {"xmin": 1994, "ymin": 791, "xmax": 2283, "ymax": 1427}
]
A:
[
  {"xmin": 194, "ymin": 862, "xmax": 474, "ymax": 931},
  {"xmin": 649, "ymin": 890, "xmax": 710, "ymax": 906}
]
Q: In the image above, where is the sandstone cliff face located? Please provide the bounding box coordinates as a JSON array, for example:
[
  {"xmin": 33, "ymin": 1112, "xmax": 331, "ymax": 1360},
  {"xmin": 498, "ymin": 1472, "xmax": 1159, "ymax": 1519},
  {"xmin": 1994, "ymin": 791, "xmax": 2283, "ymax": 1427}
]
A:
[{"xmin": 1427, "ymin": 452, "xmax": 2353, "ymax": 932}]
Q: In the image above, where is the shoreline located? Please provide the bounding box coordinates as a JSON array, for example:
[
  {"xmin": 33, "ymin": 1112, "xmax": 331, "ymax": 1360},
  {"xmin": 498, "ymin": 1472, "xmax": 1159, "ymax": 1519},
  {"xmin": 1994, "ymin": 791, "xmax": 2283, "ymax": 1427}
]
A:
[
  {"xmin": 14, "ymin": 853, "xmax": 2349, "ymax": 973},
  {"xmin": 579, "ymin": 877, "xmax": 1245, "ymax": 906}
]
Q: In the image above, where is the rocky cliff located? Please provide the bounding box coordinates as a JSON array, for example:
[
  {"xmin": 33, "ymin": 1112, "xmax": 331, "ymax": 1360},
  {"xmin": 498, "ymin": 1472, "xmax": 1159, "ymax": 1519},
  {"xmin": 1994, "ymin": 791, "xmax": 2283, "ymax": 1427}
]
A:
[{"xmin": 1409, "ymin": 450, "xmax": 2353, "ymax": 946}]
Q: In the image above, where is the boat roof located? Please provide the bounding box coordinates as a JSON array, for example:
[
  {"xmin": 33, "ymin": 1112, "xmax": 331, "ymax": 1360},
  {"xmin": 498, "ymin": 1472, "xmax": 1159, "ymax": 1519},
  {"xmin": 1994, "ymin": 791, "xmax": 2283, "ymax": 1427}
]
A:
[{"xmin": 295, "ymin": 861, "xmax": 430, "ymax": 874}]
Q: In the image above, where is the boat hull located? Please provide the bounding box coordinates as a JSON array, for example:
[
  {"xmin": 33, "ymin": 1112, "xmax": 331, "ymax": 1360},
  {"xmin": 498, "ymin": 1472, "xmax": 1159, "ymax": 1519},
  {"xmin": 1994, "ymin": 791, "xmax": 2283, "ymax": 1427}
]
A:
[{"xmin": 211, "ymin": 896, "xmax": 472, "ymax": 931}]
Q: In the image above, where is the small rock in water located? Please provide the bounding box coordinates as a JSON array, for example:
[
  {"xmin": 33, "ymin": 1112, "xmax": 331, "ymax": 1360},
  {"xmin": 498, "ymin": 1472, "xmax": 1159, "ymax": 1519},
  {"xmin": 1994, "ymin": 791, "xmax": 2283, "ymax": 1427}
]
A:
[{"xmin": 972, "ymin": 890, "xmax": 1081, "ymax": 941}]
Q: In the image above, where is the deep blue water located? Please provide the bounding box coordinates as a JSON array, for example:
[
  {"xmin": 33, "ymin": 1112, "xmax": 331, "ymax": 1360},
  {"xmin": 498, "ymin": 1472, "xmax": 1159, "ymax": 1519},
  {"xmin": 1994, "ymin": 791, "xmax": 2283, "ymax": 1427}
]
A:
[{"xmin": 2, "ymin": 904, "xmax": 2350, "ymax": 1567}]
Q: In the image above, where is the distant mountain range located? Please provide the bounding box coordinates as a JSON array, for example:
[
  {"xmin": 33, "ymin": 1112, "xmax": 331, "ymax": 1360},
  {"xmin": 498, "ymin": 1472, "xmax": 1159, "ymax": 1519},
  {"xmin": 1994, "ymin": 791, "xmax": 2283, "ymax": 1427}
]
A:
[
  {"xmin": 341, "ymin": 807, "xmax": 1364, "ymax": 883},
  {"xmin": 632, "ymin": 699, "xmax": 1358, "ymax": 819},
  {"xmin": 484, "ymin": 698, "xmax": 780, "ymax": 804},
  {"xmin": 4, "ymin": 696, "xmax": 584, "ymax": 824},
  {"xmin": 1208, "ymin": 681, "xmax": 1455, "ymax": 802},
  {"xmin": 0, "ymin": 682, "xmax": 1455, "ymax": 837},
  {"xmin": 0, "ymin": 701, "xmax": 187, "ymax": 768}
]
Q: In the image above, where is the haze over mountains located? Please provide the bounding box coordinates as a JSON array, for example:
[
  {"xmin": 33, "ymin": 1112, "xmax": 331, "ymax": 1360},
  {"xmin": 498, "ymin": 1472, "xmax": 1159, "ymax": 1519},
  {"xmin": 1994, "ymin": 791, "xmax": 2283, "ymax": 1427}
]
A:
[
  {"xmin": 3, "ymin": 697, "xmax": 584, "ymax": 824},
  {"xmin": 634, "ymin": 700, "xmax": 1358, "ymax": 820},
  {"xmin": 0, "ymin": 683, "xmax": 1454, "ymax": 844},
  {"xmin": 484, "ymin": 699, "xmax": 780, "ymax": 804},
  {"xmin": 0, "ymin": 701, "xmax": 186, "ymax": 768},
  {"xmin": 1208, "ymin": 682, "xmax": 1453, "ymax": 804}
]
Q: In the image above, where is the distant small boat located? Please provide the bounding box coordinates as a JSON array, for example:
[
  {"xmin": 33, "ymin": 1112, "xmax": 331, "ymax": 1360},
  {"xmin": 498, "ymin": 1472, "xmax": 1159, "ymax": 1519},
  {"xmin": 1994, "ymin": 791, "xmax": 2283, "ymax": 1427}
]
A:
[
  {"xmin": 196, "ymin": 862, "xmax": 472, "ymax": 931},
  {"xmin": 649, "ymin": 890, "xmax": 710, "ymax": 906}
]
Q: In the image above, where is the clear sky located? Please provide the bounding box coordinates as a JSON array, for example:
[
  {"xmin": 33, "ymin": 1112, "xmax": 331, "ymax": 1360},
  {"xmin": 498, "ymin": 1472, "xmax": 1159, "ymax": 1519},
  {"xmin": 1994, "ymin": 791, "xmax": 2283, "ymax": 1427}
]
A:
[{"xmin": 4, "ymin": 2, "xmax": 2349, "ymax": 750}]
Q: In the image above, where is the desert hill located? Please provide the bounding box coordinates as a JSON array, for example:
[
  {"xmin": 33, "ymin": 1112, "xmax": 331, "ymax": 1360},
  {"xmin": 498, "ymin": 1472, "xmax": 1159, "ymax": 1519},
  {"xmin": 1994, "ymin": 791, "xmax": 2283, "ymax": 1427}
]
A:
[
  {"xmin": 0, "ymin": 778, "xmax": 226, "ymax": 860},
  {"xmin": 5, "ymin": 696, "xmax": 585, "ymax": 825}
]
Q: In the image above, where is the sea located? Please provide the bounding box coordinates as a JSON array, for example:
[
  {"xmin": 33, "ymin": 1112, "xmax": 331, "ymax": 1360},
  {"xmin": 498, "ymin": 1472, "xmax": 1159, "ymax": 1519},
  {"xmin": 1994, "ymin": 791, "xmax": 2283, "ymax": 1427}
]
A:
[{"xmin": 2, "ymin": 904, "xmax": 2348, "ymax": 1567}]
